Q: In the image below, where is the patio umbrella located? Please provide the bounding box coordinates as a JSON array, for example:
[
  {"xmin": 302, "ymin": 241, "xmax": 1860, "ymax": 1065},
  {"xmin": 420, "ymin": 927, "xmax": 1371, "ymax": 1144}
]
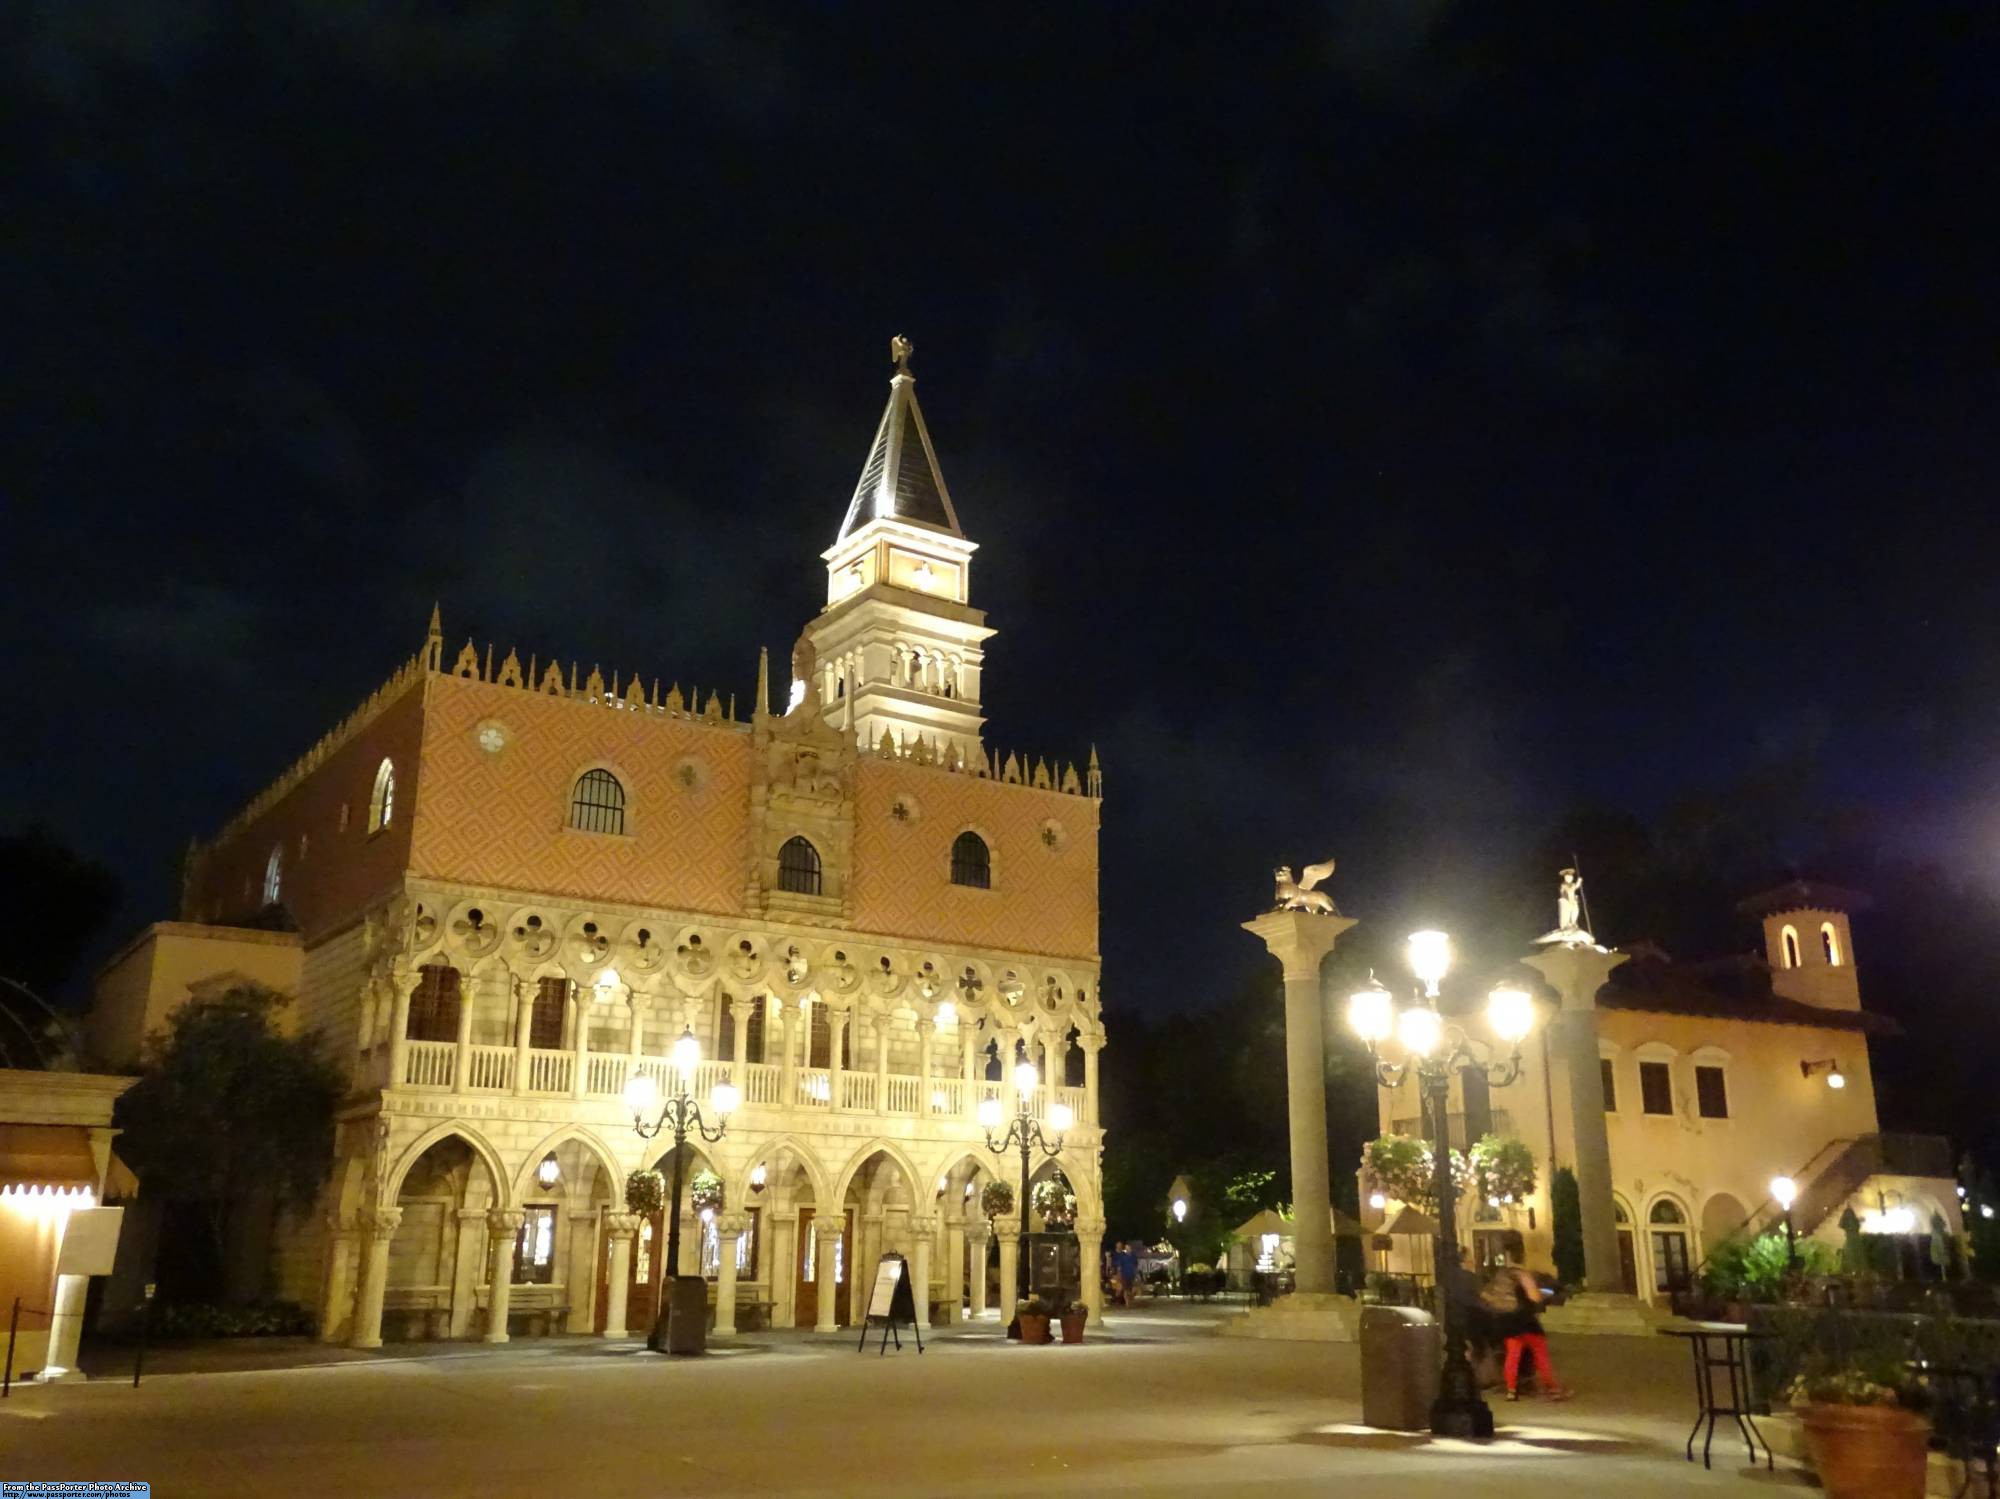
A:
[
  {"xmin": 1384, "ymin": 1206, "xmax": 1439, "ymax": 1237},
  {"xmin": 1331, "ymin": 1207, "xmax": 1367, "ymax": 1239}
]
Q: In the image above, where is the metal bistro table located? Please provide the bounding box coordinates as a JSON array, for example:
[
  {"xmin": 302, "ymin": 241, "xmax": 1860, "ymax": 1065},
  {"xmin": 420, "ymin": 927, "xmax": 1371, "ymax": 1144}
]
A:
[{"xmin": 1659, "ymin": 1322, "xmax": 1771, "ymax": 1471}]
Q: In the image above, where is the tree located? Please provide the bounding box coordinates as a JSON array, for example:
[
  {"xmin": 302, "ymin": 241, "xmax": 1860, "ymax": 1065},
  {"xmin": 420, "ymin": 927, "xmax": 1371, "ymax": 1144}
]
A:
[
  {"xmin": 1550, "ymin": 1166, "xmax": 1585, "ymax": 1286},
  {"xmin": 0, "ymin": 825, "xmax": 120, "ymax": 1006},
  {"xmin": 113, "ymin": 985, "xmax": 343, "ymax": 1276}
]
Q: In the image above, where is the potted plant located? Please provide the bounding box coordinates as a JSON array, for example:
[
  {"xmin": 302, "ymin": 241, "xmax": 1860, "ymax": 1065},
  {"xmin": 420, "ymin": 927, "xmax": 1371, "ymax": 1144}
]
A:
[
  {"xmin": 981, "ymin": 1180, "xmax": 1015, "ymax": 1220},
  {"xmin": 1017, "ymin": 1296, "xmax": 1053, "ymax": 1344},
  {"xmin": 626, "ymin": 1170, "xmax": 665, "ymax": 1218},
  {"xmin": 690, "ymin": 1170, "xmax": 724, "ymax": 1217},
  {"xmin": 1031, "ymin": 1175, "xmax": 1076, "ymax": 1229},
  {"xmin": 1788, "ymin": 1355, "xmax": 1930, "ymax": 1499},
  {"xmin": 1058, "ymin": 1297, "xmax": 1087, "ymax": 1344}
]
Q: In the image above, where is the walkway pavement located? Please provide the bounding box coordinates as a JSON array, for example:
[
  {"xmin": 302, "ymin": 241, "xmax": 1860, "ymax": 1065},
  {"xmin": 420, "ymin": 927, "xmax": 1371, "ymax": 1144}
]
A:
[{"xmin": 7, "ymin": 1304, "xmax": 1812, "ymax": 1497}]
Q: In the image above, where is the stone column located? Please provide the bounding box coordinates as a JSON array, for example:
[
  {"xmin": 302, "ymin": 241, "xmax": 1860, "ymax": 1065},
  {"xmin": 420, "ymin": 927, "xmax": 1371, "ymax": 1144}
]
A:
[
  {"xmin": 570, "ymin": 989, "xmax": 590, "ymax": 1100},
  {"xmin": 994, "ymin": 1220, "xmax": 1020, "ymax": 1324},
  {"xmin": 565, "ymin": 1210, "xmax": 599, "ymax": 1333},
  {"xmin": 875, "ymin": 1011, "xmax": 892, "ymax": 1102},
  {"xmin": 962, "ymin": 1026, "xmax": 978, "ymax": 1085},
  {"xmin": 511, "ymin": 978, "xmax": 534, "ymax": 1097},
  {"xmin": 770, "ymin": 1203, "xmax": 797, "ymax": 1328},
  {"xmin": 828, "ymin": 1010, "xmax": 847, "ymax": 1110},
  {"xmin": 917, "ymin": 1018, "xmax": 935, "ymax": 1111},
  {"xmin": 714, "ymin": 1213, "xmax": 749, "ymax": 1335},
  {"xmin": 943, "ymin": 1216, "xmax": 966, "ymax": 1324},
  {"xmin": 453, "ymin": 976, "xmax": 476, "ymax": 1091},
  {"xmin": 813, "ymin": 1216, "xmax": 842, "ymax": 1333},
  {"xmin": 967, "ymin": 1222, "xmax": 991, "ymax": 1317},
  {"xmin": 485, "ymin": 1209, "xmax": 524, "ymax": 1343},
  {"xmin": 448, "ymin": 1208, "xmax": 486, "ymax": 1338},
  {"xmin": 602, "ymin": 1212, "xmax": 638, "ymax": 1338},
  {"xmin": 1524, "ymin": 945, "xmax": 1631, "ymax": 1295},
  {"xmin": 1083, "ymin": 1036, "xmax": 1101, "ymax": 1123},
  {"xmin": 910, "ymin": 1214, "xmax": 936, "ymax": 1328},
  {"xmin": 731, "ymin": 996, "xmax": 751, "ymax": 1073},
  {"xmin": 779, "ymin": 998, "xmax": 797, "ymax": 1104},
  {"xmin": 387, "ymin": 974, "xmax": 413, "ymax": 1089},
  {"xmin": 318, "ymin": 1213, "xmax": 362, "ymax": 1343},
  {"xmin": 1241, "ymin": 909, "xmax": 1357, "ymax": 1296},
  {"xmin": 1074, "ymin": 1215, "xmax": 1106, "ymax": 1324},
  {"xmin": 349, "ymin": 1204, "xmax": 402, "ymax": 1350},
  {"xmin": 43, "ymin": 1272, "xmax": 89, "ymax": 1375}
]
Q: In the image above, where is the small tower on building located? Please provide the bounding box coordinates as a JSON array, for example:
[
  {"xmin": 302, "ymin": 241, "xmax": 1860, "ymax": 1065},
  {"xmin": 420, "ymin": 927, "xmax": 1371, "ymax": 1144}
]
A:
[
  {"xmin": 1738, "ymin": 879, "xmax": 1869, "ymax": 1011},
  {"xmin": 806, "ymin": 336, "xmax": 995, "ymax": 766}
]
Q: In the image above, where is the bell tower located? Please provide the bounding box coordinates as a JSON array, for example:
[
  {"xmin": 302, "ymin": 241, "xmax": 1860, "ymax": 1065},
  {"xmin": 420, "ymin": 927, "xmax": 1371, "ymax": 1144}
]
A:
[
  {"xmin": 1738, "ymin": 880, "xmax": 1867, "ymax": 1011},
  {"xmin": 805, "ymin": 337, "xmax": 994, "ymax": 766}
]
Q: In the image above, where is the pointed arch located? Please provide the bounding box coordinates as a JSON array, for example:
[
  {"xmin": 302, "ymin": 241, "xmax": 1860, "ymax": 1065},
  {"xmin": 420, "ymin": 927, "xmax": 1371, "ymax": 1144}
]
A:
[
  {"xmin": 731, "ymin": 1133, "xmax": 830, "ymax": 1207},
  {"xmin": 832, "ymin": 1137, "xmax": 926, "ymax": 1208},
  {"xmin": 384, "ymin": 1121, "xmax": 509, "ymax": 1209},
  {"xmin": 509, "ymin": 1124, "xmax": 627, "ymax": 1206},
  {"xmin": 369, "ymin": 757, "xmax": 396, "ymax": 833}
]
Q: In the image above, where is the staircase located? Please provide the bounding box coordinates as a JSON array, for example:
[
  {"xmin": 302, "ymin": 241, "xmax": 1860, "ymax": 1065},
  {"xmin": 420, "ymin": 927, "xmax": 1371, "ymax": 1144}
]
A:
[{"xmin": 1714, "ymin": 1132, "xmax": 1956, "ymax": 1255}]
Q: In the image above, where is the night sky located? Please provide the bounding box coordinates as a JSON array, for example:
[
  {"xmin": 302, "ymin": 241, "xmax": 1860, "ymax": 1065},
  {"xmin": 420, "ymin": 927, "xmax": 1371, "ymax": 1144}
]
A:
[{"xmin": 8, "ymin": 5, "xmax": 1999, "ymax": 1021}]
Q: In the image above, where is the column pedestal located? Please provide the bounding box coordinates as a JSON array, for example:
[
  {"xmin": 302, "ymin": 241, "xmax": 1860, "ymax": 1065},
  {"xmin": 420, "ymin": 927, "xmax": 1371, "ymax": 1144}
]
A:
[
  {"xmin": 714, "ymin": 1214, "xmax": 749, "ymax": 1335},
  {"xmin": 910, "ymin": 1215, "xmax": 936, "ymax": 1329},
  {"xmin": 1074, "ymin": 1216, "xmax": 1105, "ymax": 1325},
  {"xmin": 967, "ymin": 1225, "xmax": 991, "ymax": 1318},
  {"xmin": 995, "ymin": 1222, "xmax": 1020, "ymax": 1326},
  {"xmin": 318, "ymin": 1215, "xmax": 361, "ymax": 1344},
  {"xmin": 814, "ymin": 1219, "xmax": 842, "ymax": 1333},
  {"xmin": 348, "ymin": 1205, "xmax": 402, "ymax": 1350},
  {"xmin": 449, "ymin": 1209, "xmax": 486, "ymax": 1339},
  {"xmin": 485, "ymin": 1210, "xmax": 524, "ymax": 1343},
  {"xmin": 602, "ymin": 1213, "xmax": 638, "ymax": 1339}
]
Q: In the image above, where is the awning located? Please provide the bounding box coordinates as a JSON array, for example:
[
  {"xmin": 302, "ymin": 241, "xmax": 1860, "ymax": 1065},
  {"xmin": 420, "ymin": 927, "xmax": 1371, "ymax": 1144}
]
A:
[
  {"xmin": 1232, "ymin": 1207, "xmax": 1372, "ymax": 1240},
  {"xmin": 0, "ymin": 1124, "xmax": 99, "ymax": 1189},
  {"xmin": 1385, "ymin": 1206, "xmax": 1439, "ymax": 1237}
]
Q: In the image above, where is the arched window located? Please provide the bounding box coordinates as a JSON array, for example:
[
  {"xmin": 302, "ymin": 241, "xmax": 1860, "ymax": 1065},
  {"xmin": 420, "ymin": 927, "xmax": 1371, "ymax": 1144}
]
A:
[
  {"xmin": 951, "ymin": 831, "xmax": 991, "ymax": 889},
  {"xmin": 1821, "ymin": 922, "xmax": 1841, "ymax": 966},
  {"xmin": 1648, "ymin": 1197, "xmax": 1692, "ymax": 1293},
  {"xmin": 369, "ymin": 758, "xmax": 396, "ymax": 833},
  {"xmin": 1780, "ymin": 924, "xmax": 1801, "ymax": 969},
  {"xmin": 570, "ymin": 769, "xmax": 627, "ymax": 835},
  {"xmin": 407, "ymin": 964, "xmax": 462, "ymax": 1042},
  {"xmin": 778, "ymin": 836, "xmax": 822, "ymax": 895},
  {"xmin": 262, "ymin": 846, "xmax": 283, "ymax": 906}
]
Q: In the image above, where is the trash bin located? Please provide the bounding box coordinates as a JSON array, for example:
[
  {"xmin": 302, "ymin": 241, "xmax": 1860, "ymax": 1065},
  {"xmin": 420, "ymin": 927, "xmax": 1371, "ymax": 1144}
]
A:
[
  {"xmin": 665, "ymin": 1275, "xmax": 709, "ymax": 1356},
  {"xmin": 1359, "ymin": 1304, "xmax": 1441, "ymax": 1430}
]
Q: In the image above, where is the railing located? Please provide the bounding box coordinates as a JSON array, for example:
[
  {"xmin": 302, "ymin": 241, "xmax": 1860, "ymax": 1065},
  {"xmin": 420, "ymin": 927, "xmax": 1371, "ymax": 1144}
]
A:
[
  {"xmin": 795, "ymin": 1068, "xmax": 830, "ymax": 1108},
  {"xmin": 403, "ymin": 1041, "xmax": 456, "ymax": 1089},
  {"xmin": 466, "ymin": 1045, "xmax": 514, "ymax": 1091},
  {"xmin": 742, "ymin": 1062, "xmax": 783, "ymax": 1106},
  {"xmin": 526, "ymin": 1049, "xmax": 573, "ymax": 1095},
  {"xmin": 884, "ymin": 1076, "xmax": 921, "ymax": 1115},
  {"xmin": 838, "ymin": 1073, "xmax": 875, "ymax": 1111},
  {"xmin": 978, "ymin": 1081, "xmax": 1004, "ymax": 1117},
  {"xmin": 928, "ymin": 1079, "xmax": 964, "ymax": 1117},
  {"xmin": 585, "ymin": 1054, "xmax": 627, "ymax": 1097},
  {"xmin": 1057, "ymin": 1085, "xmax": 1088, "ymax": 1124}
]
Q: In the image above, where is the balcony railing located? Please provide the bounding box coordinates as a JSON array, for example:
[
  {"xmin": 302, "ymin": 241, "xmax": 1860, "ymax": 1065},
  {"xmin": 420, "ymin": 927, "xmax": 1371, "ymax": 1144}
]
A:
[{"xmin": 380, "ymin": 1041, "xmax": 1098, "ymax": 1127}]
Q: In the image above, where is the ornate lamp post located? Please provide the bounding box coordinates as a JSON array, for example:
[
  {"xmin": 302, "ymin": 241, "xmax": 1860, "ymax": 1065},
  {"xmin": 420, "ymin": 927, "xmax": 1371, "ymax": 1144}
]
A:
[
  {"xmin": 1348, "ymin": 930, "xmax": 1539, "ymax": 1439},
  {"xmin": 980, "ymin": 1058, "xmax": 1072, "ymax": 1335},
  {"xmin": 623, "ymin": 1026, "xmax": 739, "ymax": 1353}
]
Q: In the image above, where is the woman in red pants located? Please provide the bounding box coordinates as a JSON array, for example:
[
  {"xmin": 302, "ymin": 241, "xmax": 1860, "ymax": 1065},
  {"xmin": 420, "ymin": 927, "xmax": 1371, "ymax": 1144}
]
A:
[{"xmin": 1495, "ymin": 1247, "xmax": 1570, "ymax": 1402}]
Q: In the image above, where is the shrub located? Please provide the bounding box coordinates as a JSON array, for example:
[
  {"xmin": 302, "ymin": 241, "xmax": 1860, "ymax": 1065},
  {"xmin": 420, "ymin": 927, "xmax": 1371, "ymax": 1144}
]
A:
[
  {"xmin": 1699, "ymin": 1231, "xmax": 1837, "ymax": 1304},
  {"xmin": 1550, "ymin": 1167, "xmax": 1585, "ymax": 1287},
  {"xmin": 148, "ymin": 1301, "xmax": 316, "ymax": 1339}
]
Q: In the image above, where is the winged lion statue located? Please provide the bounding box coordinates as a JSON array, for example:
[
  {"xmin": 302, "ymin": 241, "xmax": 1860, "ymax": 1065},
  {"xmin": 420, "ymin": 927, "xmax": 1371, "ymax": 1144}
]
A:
[{"xmin": 1273, "ymin": 859, "xmax": 1339, "ymax": 915}]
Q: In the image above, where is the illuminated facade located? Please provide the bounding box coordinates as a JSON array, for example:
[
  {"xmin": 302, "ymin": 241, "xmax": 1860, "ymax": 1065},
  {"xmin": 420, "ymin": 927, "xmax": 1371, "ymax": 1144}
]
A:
[
  {"xmin": 99, "ymin": 344, "xmax": 1106, "ymax": 1345},
  {"xmin": 1365, "ymin": 882, "xmax": 1960, "ymax": 1314}
]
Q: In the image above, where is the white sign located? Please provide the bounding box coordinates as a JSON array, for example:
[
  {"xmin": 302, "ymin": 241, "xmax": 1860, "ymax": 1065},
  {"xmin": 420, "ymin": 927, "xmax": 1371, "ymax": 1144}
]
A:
[{"xmin": 56, "ymin": 1205, "xmax": 125, "ymax": 1276}]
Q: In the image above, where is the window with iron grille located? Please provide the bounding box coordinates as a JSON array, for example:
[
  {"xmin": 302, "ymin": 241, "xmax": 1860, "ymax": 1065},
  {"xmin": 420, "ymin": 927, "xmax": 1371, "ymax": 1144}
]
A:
[
  {"xmin": 950, "ymin": 831, "xmax": 991, "ymax": 888},
  {"xmin": 1600, "ymin": 1057, "xmax": 1618, "ymax": 1112},
  {"xmin": 531, "ymin": 977, "xmax": 569, "ymax": 1050},
  {"xmin": 1694, "ymin": 1065, "xmax": 1729, "ymax": 1119},
  {"xmin": 407, "ymin": 964, "xmax": 462, "ymax": 1042},
  {"xmin": 778, "ymin": 836, "xmax": 821, "ymax": 895},
  {"xmin": 570, "ymin": 769, "xmax": 627, "ymax": 834},
  {"xmin": 718, "ymin": 997, "xmax": 767, "ymax": 1062}
]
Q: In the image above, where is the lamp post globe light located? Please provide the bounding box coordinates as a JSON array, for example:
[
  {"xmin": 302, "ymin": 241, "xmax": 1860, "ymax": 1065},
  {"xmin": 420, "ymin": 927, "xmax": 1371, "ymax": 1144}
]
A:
[
  {"xmin": 1770, "ymin": 1174, "xmax": 1799, "ymax": 1270},
  {"xmin": 980, "ymin": 1058, "xmax": 1068, "ymax": 1338},
  {"xmin": 1348, "ymin": 930, "xmax": 1540, "ymax": 1440},
  {"xmin": 623, "ymin": 1026, "xmax": 738, "ymax": 1354}
]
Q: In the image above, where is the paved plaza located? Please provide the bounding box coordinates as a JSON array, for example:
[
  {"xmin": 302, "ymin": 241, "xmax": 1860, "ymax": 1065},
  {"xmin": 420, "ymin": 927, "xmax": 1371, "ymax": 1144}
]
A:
[{"xmin": 4, "ymin": 1307, "xmax": 1810, "ymax": 1498}]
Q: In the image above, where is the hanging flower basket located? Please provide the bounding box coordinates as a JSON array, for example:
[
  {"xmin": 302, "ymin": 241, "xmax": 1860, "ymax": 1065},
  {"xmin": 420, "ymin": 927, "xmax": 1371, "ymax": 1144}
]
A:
[
  {"xmin": 690, "ymin": 1170, "xmax": 724, "ymax": 1216},
  {"xmin": 981, "ymin": 1180, "xmax": 1015, "ymax": 1219},
  {"xmin": 625, "ymin": 1170, "xmax": 665, "ymax": 1218},
  {"xmin": 1032, "ymin": 1176, "xmax": 1077, "ymax": 1228}
]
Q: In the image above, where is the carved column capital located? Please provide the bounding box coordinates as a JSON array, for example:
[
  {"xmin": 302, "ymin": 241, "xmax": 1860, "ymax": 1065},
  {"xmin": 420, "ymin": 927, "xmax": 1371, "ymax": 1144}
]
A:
[
  {"xmin": 715, "ymin": 1212, "xmax": 752, "ymax": 1239},
  {"xmin": 813, "ymin": 1217, "xmax": 845, "ymax": 1244},
  {"xmin": 908, "ymin": 1213, "xmax": 940, "ymax": 1237},
  {"xmin": 992, "ymin": 1219, "xmax": 1020, "ymax": 1245},
  {"xmin": 363, "ymin": 1205, "xmax": 403, "ymax": 1236},
  {"xmin": 486, "ymin": 1208, "xmax": 526, "ymax": 1238},
  {"xmin": 603, "ymin": 1212, "xmax": 641, "ymax": 1242}
]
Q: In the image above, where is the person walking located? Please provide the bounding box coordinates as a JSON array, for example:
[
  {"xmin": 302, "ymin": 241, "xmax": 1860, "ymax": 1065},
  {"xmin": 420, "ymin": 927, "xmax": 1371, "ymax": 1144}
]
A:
[{"xmin": 1493, "ymin": 1246, "xmax": 1569, "ymax": 1401}]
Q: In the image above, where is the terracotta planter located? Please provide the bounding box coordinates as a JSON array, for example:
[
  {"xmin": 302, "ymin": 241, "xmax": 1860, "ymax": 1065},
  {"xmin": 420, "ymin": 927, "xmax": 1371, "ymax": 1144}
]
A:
[
  {"xmin": 1800, "ymin": 1402, "xmax": 1929, "ymax": 1499},
  {"xmin": 1018, "ymin": 1312, "xmax": 1052, "ymax": 1344},
  {"xmin": 1059, "ymin": 1310, "xmax": 1087, "ymax": 1344}
]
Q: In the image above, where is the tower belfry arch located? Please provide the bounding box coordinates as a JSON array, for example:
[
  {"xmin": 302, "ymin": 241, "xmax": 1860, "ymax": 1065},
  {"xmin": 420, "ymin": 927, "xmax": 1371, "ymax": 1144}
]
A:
[{"xmin": 809, "ymin": 336, "xmax": 995, "ymax": 765}]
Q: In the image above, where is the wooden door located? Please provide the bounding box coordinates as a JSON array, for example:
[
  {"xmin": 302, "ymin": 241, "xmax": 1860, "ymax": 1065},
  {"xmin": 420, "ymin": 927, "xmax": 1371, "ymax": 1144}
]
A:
[
  {"xmin": 795, "ymin": 1208, "xmax": 817, "ymax": 1327},
  {"xmin": 1616, "ymin": 1230, "xmax": 1637, "ymax": 1295},
  {"xmin": 834, "ymin": 1210, "xmax": 852, "ymax": 1325},
  {"xmin": 628, "ymin": 1211, "xmax": 664, "ymax": 1333}
]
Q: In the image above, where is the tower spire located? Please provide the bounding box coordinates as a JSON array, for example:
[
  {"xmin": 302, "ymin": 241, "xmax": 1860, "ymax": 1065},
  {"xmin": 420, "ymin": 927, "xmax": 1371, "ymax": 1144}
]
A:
[{"xmin": 834, "ymin": 334, "xmax": 962, "ymax": 542}]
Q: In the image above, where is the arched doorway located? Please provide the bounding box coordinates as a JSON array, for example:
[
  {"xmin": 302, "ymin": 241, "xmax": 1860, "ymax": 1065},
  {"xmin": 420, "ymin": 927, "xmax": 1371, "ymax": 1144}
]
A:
[
  {"xmin": 935, "ymin": 1152, "xmax": 999, "ymax": 1321},
  {"xmin": 627, "ymin": 1140, "xmax": 722, "ymax": 1336},
  {"xmin": 1648, "ymin": 1196, "xmax": 1693, "ymax": 1299},
  {"xmin": 386, "ymin": 1132, "xmax": 504, "ymax": 1340},
  {"xmin": 836, "ymin": 1146, "xmax": 923, "ymax": 1328},
  {"xmin": 1612, "ymin": 1196, "xmax": 1638, "ymax": 1295},
  {"xmin": 1700, "ymin": 1192, "xmax": 1748, "ymax": 1257}
]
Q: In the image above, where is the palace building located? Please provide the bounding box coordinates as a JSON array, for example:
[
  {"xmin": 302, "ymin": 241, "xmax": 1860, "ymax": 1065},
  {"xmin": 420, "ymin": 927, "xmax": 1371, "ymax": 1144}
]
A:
[{"xmin": 93, "ymin": 342, "xmax": 1106, "ymax": 1345}]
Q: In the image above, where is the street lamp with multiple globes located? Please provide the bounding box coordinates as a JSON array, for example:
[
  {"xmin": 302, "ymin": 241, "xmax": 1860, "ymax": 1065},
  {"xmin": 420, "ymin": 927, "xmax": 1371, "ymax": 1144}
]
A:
[
  {"xmin": 1348, "ymin": 929, "xmax": 1540, "ymax": 1439},
  {"xmin": 979, "ymin": 1058, "xmax": 1072, "ymax": 1336},
  {"xmin": 622, "ymin": 1026, "xmax": 739, "ymax": 1352}
]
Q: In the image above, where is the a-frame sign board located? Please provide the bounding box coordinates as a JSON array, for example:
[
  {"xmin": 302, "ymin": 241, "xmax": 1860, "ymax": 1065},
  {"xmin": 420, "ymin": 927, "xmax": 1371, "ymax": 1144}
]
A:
[{"xmin": 857, "ymin": 1252, "xmax": 923, "ymax": 1355}]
